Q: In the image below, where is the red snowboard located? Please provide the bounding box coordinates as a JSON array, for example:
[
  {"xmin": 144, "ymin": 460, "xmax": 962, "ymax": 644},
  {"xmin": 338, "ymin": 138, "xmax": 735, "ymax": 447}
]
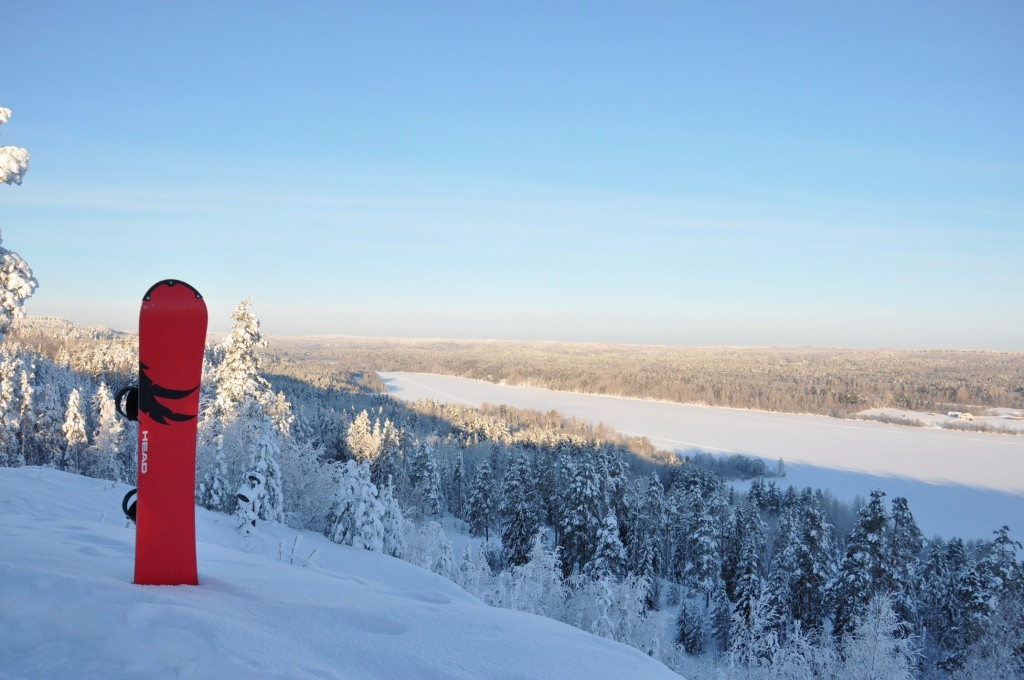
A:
[{"xmin": 134, "ymin": 280, "xmax": 208, "ymax": 586}]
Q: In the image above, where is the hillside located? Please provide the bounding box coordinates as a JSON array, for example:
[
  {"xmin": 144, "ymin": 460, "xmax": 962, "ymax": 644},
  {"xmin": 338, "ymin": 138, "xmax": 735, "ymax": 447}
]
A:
[
  {"xmin": 266, "ymin": 335, "xmax": 1024, "ymax": 417},
  {"xmin": 0, "ymin": 467, "xmax": 681, "ymax": 680}
]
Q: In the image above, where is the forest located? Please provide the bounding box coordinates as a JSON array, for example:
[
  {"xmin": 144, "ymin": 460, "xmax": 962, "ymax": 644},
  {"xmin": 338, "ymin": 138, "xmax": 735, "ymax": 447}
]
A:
[
  {"xmin": 266, "ymin": 336, "xmax": 1024, "ymax": 418},
  {"xmin": 3, "ymin": 310, "xmax": 1023, "ymax": 679}
]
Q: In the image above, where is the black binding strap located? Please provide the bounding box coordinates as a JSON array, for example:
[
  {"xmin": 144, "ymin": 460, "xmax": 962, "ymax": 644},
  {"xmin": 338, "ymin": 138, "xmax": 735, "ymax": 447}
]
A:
[
  {"xmin": 122, "ymin": 488, "xmax": 138, "ymax": 523},
  {"xmin": 115, "ymin": 386, "xmax": 139, "ymax": 422}
]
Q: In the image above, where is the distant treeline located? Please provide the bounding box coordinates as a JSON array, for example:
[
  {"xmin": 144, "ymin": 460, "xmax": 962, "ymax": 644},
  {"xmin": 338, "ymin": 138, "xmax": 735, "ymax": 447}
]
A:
[{"xmin": 267, "ymin": 337, "xmax": 1024, "ymax": 417}]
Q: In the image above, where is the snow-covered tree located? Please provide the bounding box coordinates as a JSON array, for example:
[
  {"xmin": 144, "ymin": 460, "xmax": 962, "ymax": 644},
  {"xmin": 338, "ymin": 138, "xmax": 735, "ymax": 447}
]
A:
[
  {"xmin": 16, "ymin": 365, "xmax": 35, "ymax": 466},
  {"xmin": 832, "ymin": 489, "xmax": 892, "ymax": 636},
  {"xmin": 215, "ymin": 298, "xmax": 271, "ymax": 417},
  {"xmin": 792, "ymin": 490, "xmax": 834, "ymax": 631},
  {"xmin": 558, "ymin": 450, "xmax": 607, "ymax": 576},
  {"xmin": 326, "ymin": 460, "xmax": 386, "ymax": 552},
  {"xmin": 378, "ymin": 475, "xmax": 406, "ymax": 558},
  {"xmin": 587, "ymin": 511, "xmax": 626, "ymax": 581},
  {"xmin": 407, "ymin": 439, "xmax": 443, "ymax": 517},
  {"xmin": 33, "ymin": 382, "xmax": 64, "ymax": 467},
  {"xmin": 345, "ymin": 409, "xmax": 378, "ymax": 463},
  {"xmin": 676, "ymin": 598, "xmax": 707, "ymax": 655},
  {"xmin": 500, "ymin": 450, "xmax": 539, "ymax": 567},
  {"xmin": 198, "ymin": 444, "xmax": 231, "ymax": 513},
  {"xmin": 0, "ymin": 230, "xmax": 39, "ymax": 342},
  {"xmin": 0, "ymin": 355, "xmax": 20, "ymax": 466},
  {"xmin": 0, "ymin": 107, "xmax": 30, "ymax": 186},
  {"xmin": 247, "ymin": 413, "xmax": 284, "ymax": 523},
  {"xmin": 59, "ymin": 387, "xmax": 87, "ymax": 472},
  {"xmin": 839, "ymin": 593, "xmax": 917, "ymax": 680},
  {"xmin": 888, "ymin": 496, "xmax": 924, "ymax": 625},
  {"xmin": 726, "ymin": 590, "xmax": 781, "ymax": 674},
  {"xmin": 85, "ymin": 381, "xmax": 124, "ymax": 481},
  {"xmin": 467, "ymin": 459, "xmax": 497, "ymax": 541}
]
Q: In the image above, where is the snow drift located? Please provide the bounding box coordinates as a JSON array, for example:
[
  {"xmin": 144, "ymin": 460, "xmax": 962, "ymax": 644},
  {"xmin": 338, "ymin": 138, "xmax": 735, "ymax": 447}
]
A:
[{"xmin": 0, "ymin": 467, "xmax": 681, "ymax": 680}]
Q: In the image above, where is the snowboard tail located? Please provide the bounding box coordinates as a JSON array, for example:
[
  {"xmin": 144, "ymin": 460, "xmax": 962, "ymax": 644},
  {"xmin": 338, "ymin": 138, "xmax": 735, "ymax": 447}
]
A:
[{"xmin": 133, "ymin": 280, "xmax": 207, "ymax": 585}]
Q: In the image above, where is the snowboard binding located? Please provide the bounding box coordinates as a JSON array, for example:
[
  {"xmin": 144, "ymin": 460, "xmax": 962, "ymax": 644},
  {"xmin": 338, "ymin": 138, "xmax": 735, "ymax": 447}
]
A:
[
  {"xmin": 115, "ymin": 385, "xmax": 139, "ymax": 422},
  {"xmin": 122, "ymin": 488, "xmax": 138, "ymax": 523}
]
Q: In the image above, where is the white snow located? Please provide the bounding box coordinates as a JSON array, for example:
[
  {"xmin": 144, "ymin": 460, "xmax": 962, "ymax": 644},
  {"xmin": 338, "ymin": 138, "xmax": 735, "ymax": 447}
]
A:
[
  {"xmin": 0, "ymin": 467, "xmax": 682, "ymax": 680},
  {"xmin": 381, "ymin": 371, "xmax": 1024, "ymax": 542}
]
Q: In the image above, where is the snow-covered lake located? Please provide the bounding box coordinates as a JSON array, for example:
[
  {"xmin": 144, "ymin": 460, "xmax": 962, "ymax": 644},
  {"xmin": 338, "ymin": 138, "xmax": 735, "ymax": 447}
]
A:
[{"xmin": 382, "ymin": 372, "xmax": 1024, "ymax": 543}]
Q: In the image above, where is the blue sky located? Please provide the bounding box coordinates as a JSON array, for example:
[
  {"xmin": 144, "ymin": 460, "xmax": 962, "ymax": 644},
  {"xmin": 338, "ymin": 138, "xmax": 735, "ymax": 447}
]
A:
[{"xmin": 2, "ymin": 1, "xmax": 1022, "ymax": 348}]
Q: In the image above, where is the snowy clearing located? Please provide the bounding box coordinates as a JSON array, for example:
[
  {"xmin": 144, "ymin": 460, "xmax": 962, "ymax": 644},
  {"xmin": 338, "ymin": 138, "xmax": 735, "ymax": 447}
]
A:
[
  {"xmin": 0, "ymin": 467, "xmax": 681, "ymax": 680},
  {"xmin": 382, "ymin": 372, "xmax": 1024, "ymax": 542}
]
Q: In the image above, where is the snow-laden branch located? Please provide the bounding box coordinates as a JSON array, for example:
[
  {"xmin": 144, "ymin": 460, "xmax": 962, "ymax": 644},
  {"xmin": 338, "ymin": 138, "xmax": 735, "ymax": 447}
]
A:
[
  {"xmin": 1, "ymin": 147, "xmax": 30, "ymax": 186},
  {"xmin": 0, "ymin": 229, "xmax": 39, "ymax": 338},
  {"xmin": 0, "ymin": 107, "xmax": 30, "ymax": 185}
]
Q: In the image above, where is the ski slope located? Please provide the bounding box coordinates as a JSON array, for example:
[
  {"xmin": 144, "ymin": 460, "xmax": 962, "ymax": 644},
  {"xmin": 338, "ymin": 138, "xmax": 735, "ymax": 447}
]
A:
[
  {"xmin": 381, "ymin": 371, "xmax": 1024, "ymax": 542},
  {"xmin": 0, "ymin": 467, "xmax": 681, "ymax": 680}
]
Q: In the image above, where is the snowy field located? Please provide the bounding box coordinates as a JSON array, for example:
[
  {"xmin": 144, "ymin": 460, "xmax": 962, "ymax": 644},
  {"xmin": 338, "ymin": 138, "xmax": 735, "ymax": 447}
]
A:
[
  {"xmin": 381, "ymin": 372, "xmax": 1024, "ymax": 543},
  {"xmin": 0, "ymin": 467, "xmax": 681, "ymax": 680}
]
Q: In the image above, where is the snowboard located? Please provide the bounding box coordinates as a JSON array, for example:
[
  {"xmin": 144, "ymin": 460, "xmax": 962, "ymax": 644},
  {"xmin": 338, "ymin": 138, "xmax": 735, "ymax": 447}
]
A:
[{"xmin": 133, "ymin": 280, "xmax": 208, "ymax": 586}]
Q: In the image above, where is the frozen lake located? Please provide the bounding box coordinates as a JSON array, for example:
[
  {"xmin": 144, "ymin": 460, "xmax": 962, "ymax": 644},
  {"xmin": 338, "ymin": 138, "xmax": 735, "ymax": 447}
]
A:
[{"xmin": 382, "ymin": 371, "xmax": 1024, "ymax": 543}]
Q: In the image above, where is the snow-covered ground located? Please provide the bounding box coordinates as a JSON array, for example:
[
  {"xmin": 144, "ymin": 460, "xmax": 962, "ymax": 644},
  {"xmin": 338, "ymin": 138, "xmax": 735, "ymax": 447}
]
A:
[
  {"xmin": 381, "ymin": 372, "xmax": 1024, "ymax": 542},
  {"xmin": 858, "ymin": 407, "xmax": 1024, "ymax": 434},
  {"xmin": 0, "ymin": 467, "xmax": 681, "ymax": 680}
]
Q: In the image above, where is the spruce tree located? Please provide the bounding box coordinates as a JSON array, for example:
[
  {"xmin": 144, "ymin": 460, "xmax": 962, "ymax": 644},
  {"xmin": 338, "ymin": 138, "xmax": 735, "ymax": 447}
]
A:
[
  {"xmin": 326, "ymin": 460, "xmax": 386, "ymax": 552},
  {"xmin": 587, "ymin": 511, "xmax": 626, "ymax": 581},
  {"xmin": 16, "ymin": 365, "xmax": 35, "ymax": 466},
  {"xmin": 59, "ymin": 387, "xmax": 87, "ymax": 473},
  {"xmin": 500, "ymin": 450, "xmax": 538, "ymax": 567},
  {"xmin": 793, "ymin": 489, "xmax": 833, "ymax": 631},
  {"xmin": 558, "ymin": 450, "xmax": 606, "ymax": 576},
  {"xmin": 467, "ymin": 459, "xmax": 496, "ymax": 541},
  {"xmin": 86, "ymin": 381, "xmax": 124, "ymax": 481},
  {"xmin": 248, "ymin": 413, "xmax": 285, "ymax": 523},
  {"xmin": 0, "ymin": 355, "xmax": 20, "ymax": 466},
  {"xmin": 889, "ymin": 496, "xmax": 924, "ymax": 625},
  {"xmin": 831, "ymin": 489, "xmax": 892, "ymax": 636}
]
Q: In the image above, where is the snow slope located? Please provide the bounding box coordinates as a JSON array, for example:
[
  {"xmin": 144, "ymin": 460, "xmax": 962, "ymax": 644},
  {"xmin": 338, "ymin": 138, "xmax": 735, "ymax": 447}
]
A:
[
  {"xmin": 0, "ymin": 467, "xmax": 681, "ymax": 680},
  {"xmin": 381, "ymin": 371, "xmax": 1024, "ymax": 542}
]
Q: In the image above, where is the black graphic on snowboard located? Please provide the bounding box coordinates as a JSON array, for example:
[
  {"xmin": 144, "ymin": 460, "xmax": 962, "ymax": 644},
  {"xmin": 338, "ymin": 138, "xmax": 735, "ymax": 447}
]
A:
[{"xmin": 139, "ymin": 362, "xmax": 199, "ymax": 425}]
